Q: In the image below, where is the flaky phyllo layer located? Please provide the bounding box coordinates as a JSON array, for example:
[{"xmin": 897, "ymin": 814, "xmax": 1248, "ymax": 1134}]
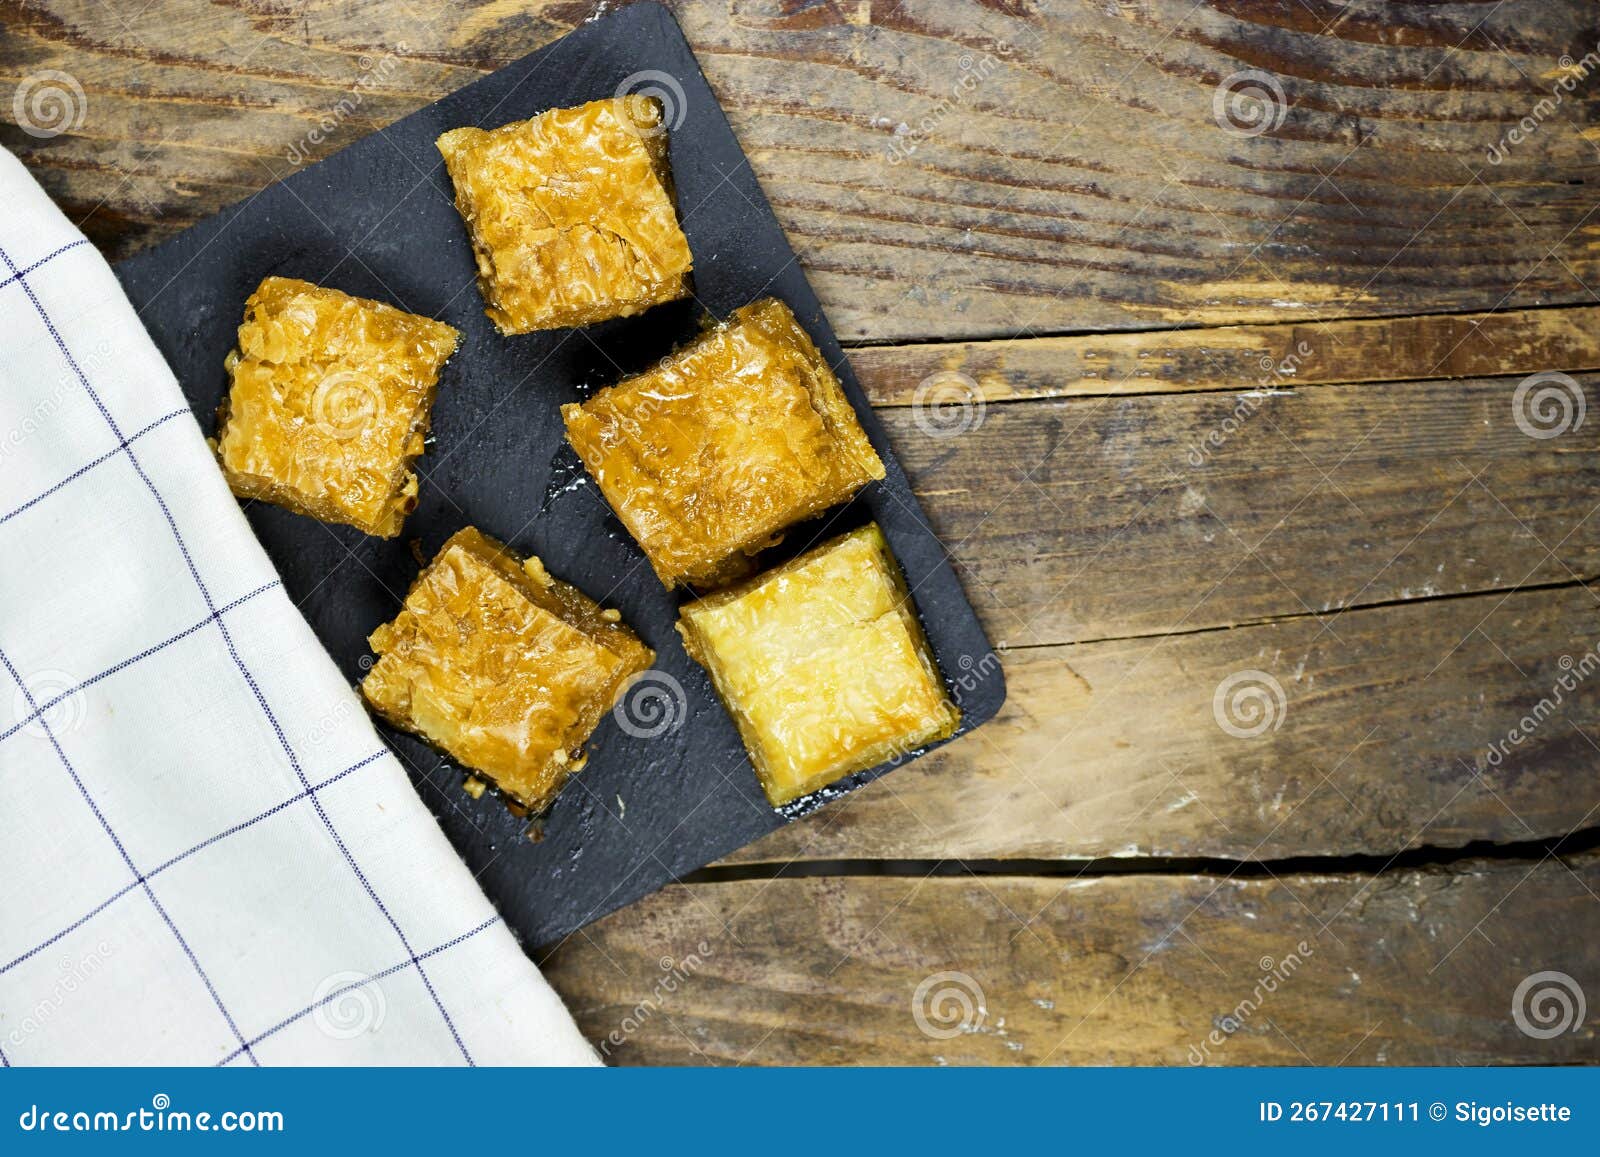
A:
[
  {"xmin": 678, "ymin": 524, "xmax": 958, "ymax": 806},
  {"xmin": 215, "ymin": 276, "xmax": 458, "ymax": 537},
  {"xmin": 563, "ymin": 298, "xmax": 885, "ymax": 589},
  {"xmin": 437, "ymin": 97, "xmax": 693, "ymax": 334},
  {"xmin": 361, "ymin": 527, "xmax": 654, "ymax": 811}
]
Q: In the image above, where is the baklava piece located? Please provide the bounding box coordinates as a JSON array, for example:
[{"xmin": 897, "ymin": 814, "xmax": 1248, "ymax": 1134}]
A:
[
  {"xmin": 215, "ymin": 276, "xmax": 459, "ymax": 538},
  {"xmin": 677, "ymin": 524, "xmax": 959, "ymax": 806},
  {"xmin": 436, "ymin": 96, "xmax": 693, "ymax": 333},
  {"xmin": 562, "ymin": 298, "xmax": 885, "ymax": 589},
  {"xmin": 361, "ymin": 527, "xmax": 655, "ymax": 811}
]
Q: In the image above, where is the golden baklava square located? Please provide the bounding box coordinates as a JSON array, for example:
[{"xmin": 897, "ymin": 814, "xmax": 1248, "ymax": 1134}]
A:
[
  {"xmin": 436, "ymin": 96, "xmax": 694, "ymax": 333},
  {"xmin": 562, "ymin": 298, "xmax": 885, "ymax": 589},
  {"xmin": 215, "ymin": 276, "xmax": 459, "ymax": 538},
  {"xmin": 677, "ymin": 524, "xmax": 959, "ymax": 806},
  {"xmin": 361, "ymin": 527, "xmax": 655, "ymax": 812}
]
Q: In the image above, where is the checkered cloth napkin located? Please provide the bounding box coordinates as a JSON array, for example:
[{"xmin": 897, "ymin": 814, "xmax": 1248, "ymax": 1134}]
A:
[{"xmin": 0, "ymin": 149, "xmax": 597, "ymax": 1065}]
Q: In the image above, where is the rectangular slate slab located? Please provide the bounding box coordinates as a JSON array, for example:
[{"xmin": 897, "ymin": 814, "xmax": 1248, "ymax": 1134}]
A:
[{"xmin": 114, "ymin": 1, "xmax": 1005, "ymax": 950}]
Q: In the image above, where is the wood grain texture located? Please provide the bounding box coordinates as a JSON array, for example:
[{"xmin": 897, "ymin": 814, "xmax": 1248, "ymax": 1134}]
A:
[
  {"xmin": 727, "ymin": 583, "xmax": 1600, "ymax": 863},
  {"xmin": 4, "ymin": 0, "xmax": 1600, "ymax": 341},
  {"xmin": 9, "ymin": 0, "xmax": 1600, "ymax": 1068},
  {"xmin": 852, "ymin": 305, "xmax": 1600, "ymax": 406},
  {"xmin": 893, "ymin": 373, "xmax": 1599, "ymax": 649},
  {"xmin": 542, "ymin": 852, "xmax": 1600, "ymax": 1065}
]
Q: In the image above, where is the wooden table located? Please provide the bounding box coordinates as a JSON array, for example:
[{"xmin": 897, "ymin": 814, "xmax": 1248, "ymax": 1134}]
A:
[{"xmin": 9, "ymin": 0, "xmax": 1597, "ymax": 1064}]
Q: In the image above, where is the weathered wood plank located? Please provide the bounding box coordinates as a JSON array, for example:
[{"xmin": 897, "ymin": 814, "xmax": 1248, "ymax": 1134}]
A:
[
  {"xmin": 4, "ymin": 0, "xmax": 1598, "ymax": 341},
  {"xmin": 892, "ymin": 374, "xmax": 1599, "ymax": 648},
  {"xmin": 542, "ymin": 852, "xmax": 1600, "ymax": 1065},
  {"xmin": 851, "ymin": 305, "xmax": 1600, "ymax": 406},
  {"xmin": 726, "ymin": 583, "xmax": 1600, "ymax": 863}
]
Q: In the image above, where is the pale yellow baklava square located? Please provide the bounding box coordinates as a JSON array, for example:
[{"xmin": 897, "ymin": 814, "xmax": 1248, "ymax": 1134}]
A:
[{"xmin": 677, "ymin": 524, "xmax": 959, "ymax": 806}]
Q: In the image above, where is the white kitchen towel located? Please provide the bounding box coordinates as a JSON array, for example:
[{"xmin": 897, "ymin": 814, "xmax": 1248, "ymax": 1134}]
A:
[{"xmin": 0, "ymin": 148, "xmax": 598, "ymax": 1066}]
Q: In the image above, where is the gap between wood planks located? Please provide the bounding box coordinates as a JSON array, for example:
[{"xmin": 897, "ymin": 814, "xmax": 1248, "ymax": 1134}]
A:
[
  {"xmin": 847, "ymin": 302, "xmax": 1600, "ymax": 406},
  {"xmin": 990, "ymin": 573, "xmax": 1600, "ymax": 654},
  {"xmin": 842, "ymin": 300, "xmax": 1600, "ymax": 353},
  {"xmin": 682, "ymin": 826, "xmax": 1600, "ymax": 883}
]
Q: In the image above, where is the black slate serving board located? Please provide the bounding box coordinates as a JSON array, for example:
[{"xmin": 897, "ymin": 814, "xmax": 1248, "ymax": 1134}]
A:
[{"xmin": 114, "ymin": 1, "xmax": 1005, "ymax": 949}]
